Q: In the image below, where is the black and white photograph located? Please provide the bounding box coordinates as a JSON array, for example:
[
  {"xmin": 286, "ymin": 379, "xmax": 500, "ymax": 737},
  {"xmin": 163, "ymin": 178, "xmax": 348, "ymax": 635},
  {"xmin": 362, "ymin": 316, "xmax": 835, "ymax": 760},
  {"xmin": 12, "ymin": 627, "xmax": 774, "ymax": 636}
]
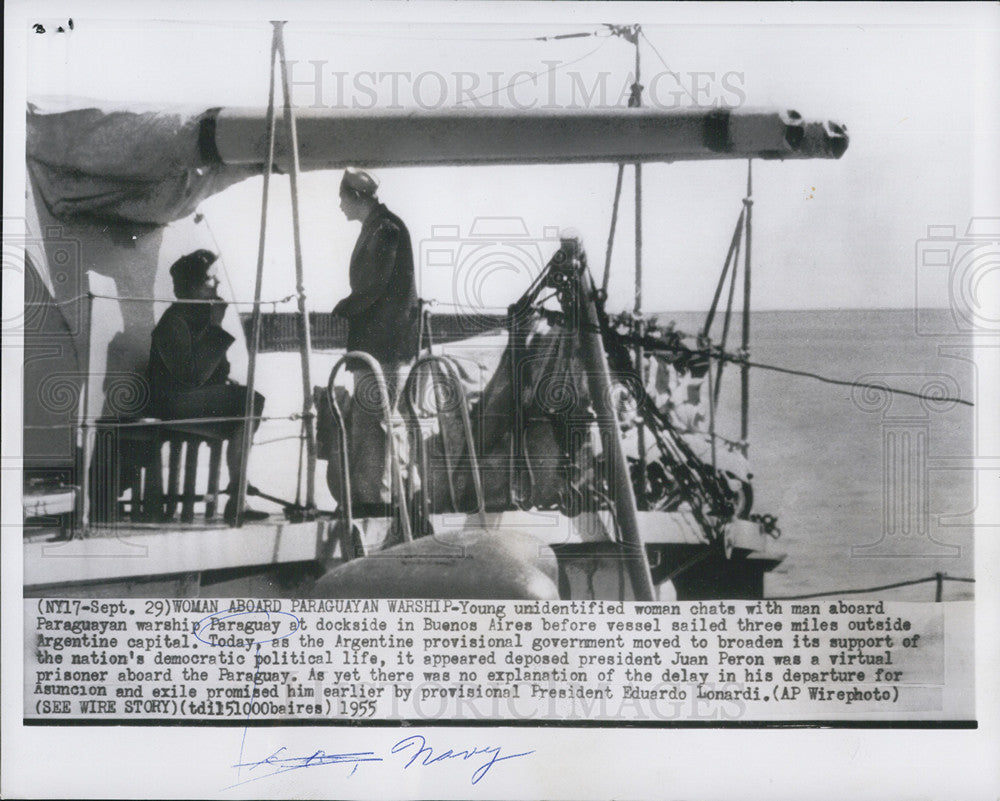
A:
[{"xmin": 3, "ymin": 1, "xmax": 998, "ymax": 798}]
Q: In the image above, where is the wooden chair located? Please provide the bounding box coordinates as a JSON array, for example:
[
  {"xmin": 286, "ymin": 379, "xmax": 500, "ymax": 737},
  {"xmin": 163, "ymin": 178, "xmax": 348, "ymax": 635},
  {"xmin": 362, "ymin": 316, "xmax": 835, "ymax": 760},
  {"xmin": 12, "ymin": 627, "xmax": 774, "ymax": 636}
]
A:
[
  {"xmin": 94, "ymin": 420, "xmax": 225, "ymax": 524},
  {"xmin": 161, "ymin": 424, "xmax": 226, "ymax": 523}
]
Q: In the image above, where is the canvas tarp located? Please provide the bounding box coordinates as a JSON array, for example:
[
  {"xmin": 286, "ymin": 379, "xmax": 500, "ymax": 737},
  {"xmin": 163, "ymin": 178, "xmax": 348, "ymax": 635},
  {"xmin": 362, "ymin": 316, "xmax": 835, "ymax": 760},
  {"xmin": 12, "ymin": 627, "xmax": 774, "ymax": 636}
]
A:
[
  {"xmin": 27, "ymin": 99, "xmax": 254, "ymax": 225},
  {"xmin": 314, "ymin": 311, "xmax": 608, "ymax": 516}
]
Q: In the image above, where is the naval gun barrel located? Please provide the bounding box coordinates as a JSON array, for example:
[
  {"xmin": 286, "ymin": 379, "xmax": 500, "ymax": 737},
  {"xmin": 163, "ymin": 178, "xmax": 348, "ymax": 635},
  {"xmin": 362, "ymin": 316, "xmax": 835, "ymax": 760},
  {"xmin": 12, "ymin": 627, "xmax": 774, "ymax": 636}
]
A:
[{"xmin": 211, "ymin": 106, "xmax": 848, "ymax": 170}]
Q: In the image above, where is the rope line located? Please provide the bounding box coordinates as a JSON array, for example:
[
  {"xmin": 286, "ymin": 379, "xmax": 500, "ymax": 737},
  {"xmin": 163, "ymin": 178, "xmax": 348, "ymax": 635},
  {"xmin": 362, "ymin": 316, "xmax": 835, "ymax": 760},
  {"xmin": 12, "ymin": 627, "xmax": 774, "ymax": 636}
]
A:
[
  {"xmin": 768, "ymin": 574, "xmax": 974, "ymax": 601},
  {"xmin": 614, "ymin": 325, "xmax": 974, "ymax": 408},
  {"xmin": 194, "ymin": 211, "xmax": 238, "ymax": 301},
  {"xmin": 735, "ymin": 355, "xmax": 974, "ymax": 408},
  {"xmin": 602, "ymin": 163, "xmax": 626, "ymax": 294},
  {"xmin": 137, "ymin": 19, "xmax": 613, "ymax": 43},
  {"xmin": 254, "ymin": 434, "xmax": 307, "ymax": 446},
  {"xmin": 456, "ymin": 38, "xmax": 611, "ymax": 106},
  {"xmin": 24, "ymin": 413, "xmax": 306, "ymax": 430},
  {"xmin": 285, "ymin": 27, "xmax": 608, "ymax": 43},
  {"xmin": 28, "ymin": 293, "xmax": 297, "ymax": 308},
  {"xmin": 424, "ymin": 300, "xmax": 511, "ymax": 313},
  {"xmin": 639, "ymin": 30, "xmax": 702, "ymax": 106}
]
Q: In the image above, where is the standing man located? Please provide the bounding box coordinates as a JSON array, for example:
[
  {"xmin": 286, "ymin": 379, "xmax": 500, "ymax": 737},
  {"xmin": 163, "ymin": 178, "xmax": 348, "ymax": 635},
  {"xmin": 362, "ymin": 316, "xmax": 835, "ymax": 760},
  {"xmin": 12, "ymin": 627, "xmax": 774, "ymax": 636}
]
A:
[
  {"xmin": 148, "ymin": 249, "xmax": 267, "ymax": 525},
  {"xmin": 333, "ymin": 169, "xmax": 420, "ymax": 510}
]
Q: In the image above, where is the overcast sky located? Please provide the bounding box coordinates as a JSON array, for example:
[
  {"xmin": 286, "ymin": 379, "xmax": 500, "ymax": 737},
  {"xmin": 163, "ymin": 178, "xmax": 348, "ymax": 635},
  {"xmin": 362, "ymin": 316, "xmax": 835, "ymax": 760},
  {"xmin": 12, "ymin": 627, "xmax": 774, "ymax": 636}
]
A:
[{"xmin": 17, "ymin": 2, "xmax": 999, "ymax": 313}]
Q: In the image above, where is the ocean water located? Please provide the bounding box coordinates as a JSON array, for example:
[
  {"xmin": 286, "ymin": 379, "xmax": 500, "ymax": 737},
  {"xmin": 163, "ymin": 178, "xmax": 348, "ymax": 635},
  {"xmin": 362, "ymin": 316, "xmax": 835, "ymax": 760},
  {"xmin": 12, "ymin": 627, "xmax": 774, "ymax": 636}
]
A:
[
  {"xmin": 249, "ymin": 308, "xmax": 975, "ymax": 601},
  {"xmin": 664, "ymin": 308, "xmax": 975, "ymax": 602}
]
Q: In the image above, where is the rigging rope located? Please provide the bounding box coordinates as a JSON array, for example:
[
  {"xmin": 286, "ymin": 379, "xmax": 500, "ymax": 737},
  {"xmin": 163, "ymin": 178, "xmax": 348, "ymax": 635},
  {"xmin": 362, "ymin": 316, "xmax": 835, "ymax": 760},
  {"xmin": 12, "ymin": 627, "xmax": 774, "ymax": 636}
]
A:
[
  {"xmin": 768, "ymin": 573, "xmax": 974, "ymax": 601},
  {"xmin": 602, "ymin": 164, "xmax": 626, "ymax": 295},
  {"xmin": 740, "ymin": 162, "xmax": 754, "ymax": 443},
  {"xmin": 713, "ymin": 221, "xmax": 742, "ymax": 407},
  {"xmin": 194, "ymin": 211, "xmax": 238, "ymax": 301},
  {"xmin": 533, "ymin": 31, "xmax": 604, "ymax": 42},
  {"xmin": 608, "ymin": 324, "xmax": 975, "ymax": 408},
  {"xmin": 30, "ymin": 293, "xmax": 296, "ymax": 307},
  {"xmin": 701, "ymin": 209, "xmax": 745, "ymax": 338},
  {"xmin": 24, "ymin": 412, "xmax": 305, "ymax": 430},
  {"xmin": 255, "ymin": 434, "xmax": 306, "ymax": 446},
  {"xmin": 457, "ymin": 38, "xmax": 612, "ymax": 106},
  {"xmin": 639, "ymin": 30, "xmax": 702, "ymax": 107},
  {"xmin": 734, "ymin": 355, "xmax": 974, "ymax": 408},
  {"xmin": 596, "ymin": 296, "xmax": 736, "ymax": 538},
  {"xmin": 235, "ymin": 21, "xmax": 280, "ymax": 528},
  {"xmin": 294, "ymin": 27, "xmax": 609, "ymax": 43},
  {"xmin": 423, "ymin": 300, "xmax": 511, "ymax": 313}
]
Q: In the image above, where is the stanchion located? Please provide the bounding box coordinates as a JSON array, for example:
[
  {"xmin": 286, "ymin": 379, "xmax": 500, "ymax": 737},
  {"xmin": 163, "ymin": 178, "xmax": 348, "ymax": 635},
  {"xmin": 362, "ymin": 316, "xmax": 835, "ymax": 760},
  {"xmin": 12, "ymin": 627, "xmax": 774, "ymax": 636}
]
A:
[
  {"xmin": 276, "ymin": 24, "xmax": 317, "ymax": 513},
  {"xmin": 235, "ymin": 27, "xmax": 280, "ymax": 527}
]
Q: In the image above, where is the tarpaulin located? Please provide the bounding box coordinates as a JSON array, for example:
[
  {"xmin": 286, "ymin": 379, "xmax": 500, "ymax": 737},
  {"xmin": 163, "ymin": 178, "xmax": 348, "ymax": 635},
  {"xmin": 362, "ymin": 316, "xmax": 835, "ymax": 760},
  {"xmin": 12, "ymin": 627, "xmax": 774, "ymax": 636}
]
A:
[{"xmin": 27, "ymin": 99, "xmax": 254, "ymax": 224}]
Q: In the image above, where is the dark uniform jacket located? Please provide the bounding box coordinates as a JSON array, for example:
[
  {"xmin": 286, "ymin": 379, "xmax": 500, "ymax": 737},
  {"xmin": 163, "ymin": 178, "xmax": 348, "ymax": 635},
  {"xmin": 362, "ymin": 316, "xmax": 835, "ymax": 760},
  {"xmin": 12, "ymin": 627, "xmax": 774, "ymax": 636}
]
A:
[
  {"xmin": 335, "ymin": 203, "xmax": 420, "ymax": 365},
  {"xmin": 147, "ymin": 302, "xmax": 238, "ymax": 420}
]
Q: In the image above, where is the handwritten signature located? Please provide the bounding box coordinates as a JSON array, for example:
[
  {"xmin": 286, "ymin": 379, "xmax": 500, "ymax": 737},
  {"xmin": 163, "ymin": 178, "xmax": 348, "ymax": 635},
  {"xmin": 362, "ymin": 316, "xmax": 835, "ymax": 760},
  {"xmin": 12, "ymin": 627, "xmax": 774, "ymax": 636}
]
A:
[
  {"xmin": 230, "ymin": 735, "xmax": 533, "ymax": 788},
  {"xmin": 392, "ymin": 734, "xmax": 535, "ymax": 785}
]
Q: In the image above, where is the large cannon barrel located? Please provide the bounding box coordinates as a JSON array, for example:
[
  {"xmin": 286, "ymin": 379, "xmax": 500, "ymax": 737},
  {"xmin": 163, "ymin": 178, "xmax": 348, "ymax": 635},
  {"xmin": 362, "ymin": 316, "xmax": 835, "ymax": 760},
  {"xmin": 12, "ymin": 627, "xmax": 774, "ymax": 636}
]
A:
[
  {"xmin": 25, "ymin": 99, "xmax": 848, "ymax": 225},
  {"xmin": 211, "ymin": 106, "xmax": 848, "ymax": 169}
]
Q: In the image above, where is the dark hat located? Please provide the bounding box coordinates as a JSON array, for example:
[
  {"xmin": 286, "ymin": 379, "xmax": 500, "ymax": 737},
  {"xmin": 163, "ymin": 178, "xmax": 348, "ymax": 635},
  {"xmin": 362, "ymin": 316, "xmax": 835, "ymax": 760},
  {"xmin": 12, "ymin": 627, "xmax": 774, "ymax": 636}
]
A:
[
  {"xmin": 169, "ymin": 249, "xmax": 217, "ymax": 285},
  {"xmin": 340, "ymin": 168, "xmax": 379, "ymax": 197}
]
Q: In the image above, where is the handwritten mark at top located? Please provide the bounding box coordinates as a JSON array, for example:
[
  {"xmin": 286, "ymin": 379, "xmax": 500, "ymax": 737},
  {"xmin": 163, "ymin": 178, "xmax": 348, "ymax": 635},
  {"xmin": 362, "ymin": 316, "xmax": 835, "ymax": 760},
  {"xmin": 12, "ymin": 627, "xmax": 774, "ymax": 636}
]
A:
[{"xmin": 33, "ymin": 19, "xmax": 73, "ymax": 34}]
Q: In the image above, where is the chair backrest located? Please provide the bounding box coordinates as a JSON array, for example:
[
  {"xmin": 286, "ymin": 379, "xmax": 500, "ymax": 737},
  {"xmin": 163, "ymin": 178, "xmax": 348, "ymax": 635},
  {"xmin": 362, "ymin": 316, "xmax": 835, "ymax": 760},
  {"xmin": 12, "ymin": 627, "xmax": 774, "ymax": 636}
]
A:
[{"xmin": 162, "ymin": 431, "xmax": 225, "ymax": 523}]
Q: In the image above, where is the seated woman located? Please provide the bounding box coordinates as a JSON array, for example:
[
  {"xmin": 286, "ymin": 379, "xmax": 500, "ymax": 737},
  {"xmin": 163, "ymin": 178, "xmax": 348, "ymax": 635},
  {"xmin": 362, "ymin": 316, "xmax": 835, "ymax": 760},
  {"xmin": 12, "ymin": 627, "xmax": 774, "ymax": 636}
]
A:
[{"xmin": 147, "ymin": 250, "xmax": 266, "ymax": 525}]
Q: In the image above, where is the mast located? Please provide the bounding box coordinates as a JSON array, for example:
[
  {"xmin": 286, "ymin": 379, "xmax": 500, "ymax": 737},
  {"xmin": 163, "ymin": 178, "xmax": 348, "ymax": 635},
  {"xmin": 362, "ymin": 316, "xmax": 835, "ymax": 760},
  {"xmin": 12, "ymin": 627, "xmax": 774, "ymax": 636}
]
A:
[
  {"xmin": 568, "ymin": 238, "xmax": 656, "ymax": 602},
  {"xmin": 740, "ymin": 160, "xmax": 753, "ymax": 445},
  {"xmin": 234, "ymin": 25, "xmax": 280, "ymax": 526},
  {"xmin": 276, "ymin": 25, "xmax": 317, "ymax": 512},
  {"xmin": 238, "ymin": 22, "xmax": 319, "ymax": 523},
  {"xmin": 627, "ymin": 25, "xmax": 649, "ymax": 510}
]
